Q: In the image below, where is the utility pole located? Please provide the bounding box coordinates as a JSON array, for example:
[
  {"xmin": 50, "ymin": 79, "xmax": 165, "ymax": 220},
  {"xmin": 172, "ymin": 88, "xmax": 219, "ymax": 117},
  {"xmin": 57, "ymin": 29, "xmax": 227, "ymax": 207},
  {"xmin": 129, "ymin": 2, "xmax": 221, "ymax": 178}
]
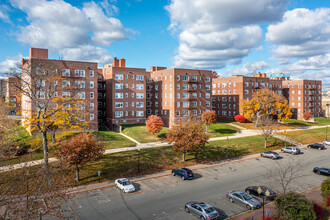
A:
[
  {"xmin": 284, "ymin": 130, "xmax": 287, "ymax": 147},
  {"xmin": 226, "ymin": 136, "xmax": 229, "ymax": 160}
]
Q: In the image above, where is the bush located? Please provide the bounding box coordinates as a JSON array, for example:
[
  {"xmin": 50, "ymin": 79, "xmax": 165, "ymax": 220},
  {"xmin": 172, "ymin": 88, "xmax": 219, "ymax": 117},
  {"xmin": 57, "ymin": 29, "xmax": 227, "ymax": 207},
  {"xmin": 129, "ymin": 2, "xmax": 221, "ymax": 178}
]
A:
[
  {"xmin": 234, "ymin": 115, "xmax": 247, "ymax": 123},
  {"xmin": 303, "ymin": 111, "xmax": 312, "ymax": 120},
  {"xmin": 326, "ymin": 195, "xmax": 330, "ymax": 206},
  {"xmin": 275, "ymin": 192, "xmax": 316, "ymax": 220},
  {"xmin": 314, "ymin": 203, "xmax": 324, "ymax": 218},
  {"xmin": 321, "ymin": 177, "xmax": 330, "ymax": 198}
]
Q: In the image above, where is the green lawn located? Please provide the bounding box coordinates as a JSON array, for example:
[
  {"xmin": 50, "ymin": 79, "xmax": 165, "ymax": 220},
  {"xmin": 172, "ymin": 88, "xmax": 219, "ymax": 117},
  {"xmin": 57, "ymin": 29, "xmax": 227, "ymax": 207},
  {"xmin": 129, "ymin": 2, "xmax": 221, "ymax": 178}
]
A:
[
  {"xmin": 233, "ymin": 117, "xmax": 330, "ymax": 130},
  {"xmin": 205, "ymin": 123, "xmax": 240, "ymax": 138},
  {"xmin": 0, "ymin": 126, "xmax": 135, "ymax": 166},
  {"xmin": 121, "ymin": 123, "xmax": 170, "ymax": 143},
  {"xmin": 283, "ymin": 127, "xmax": 328, "ymax": 144}
]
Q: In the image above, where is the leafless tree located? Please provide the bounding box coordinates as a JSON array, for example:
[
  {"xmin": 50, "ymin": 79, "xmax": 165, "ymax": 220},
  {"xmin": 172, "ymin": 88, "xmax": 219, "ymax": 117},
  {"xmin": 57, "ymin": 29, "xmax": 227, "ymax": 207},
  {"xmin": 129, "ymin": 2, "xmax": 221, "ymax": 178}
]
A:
[
  {"xmin": 258, "ymin": 115, "xmax": 279, "ymax": 148},
  {"xmin": 263, "ymin": 157, "xmax": 306, "ymax": 197},
  {"xmin": 0, "ymin": 164, "xmax": 74, "ymax": 219}
]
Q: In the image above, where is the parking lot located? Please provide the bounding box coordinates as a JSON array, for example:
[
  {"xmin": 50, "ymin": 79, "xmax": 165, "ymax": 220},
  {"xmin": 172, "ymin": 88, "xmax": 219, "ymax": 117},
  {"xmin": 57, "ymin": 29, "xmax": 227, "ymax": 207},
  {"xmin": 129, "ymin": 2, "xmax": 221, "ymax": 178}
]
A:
[{"xmin": 60, "ymin": 146, "xmax": 330, "ymax": 219}]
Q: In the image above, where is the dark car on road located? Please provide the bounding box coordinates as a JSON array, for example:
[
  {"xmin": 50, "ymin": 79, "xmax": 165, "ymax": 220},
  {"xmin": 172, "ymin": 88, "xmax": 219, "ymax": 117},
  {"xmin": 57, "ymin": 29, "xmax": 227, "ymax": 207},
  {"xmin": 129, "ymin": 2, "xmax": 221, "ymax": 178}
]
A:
[
  {"xmin": 172, "ymin": 168, "xmax": 194, "ymax": 180},
  {"xmin": 313, "ymin": 167, "xmax": 330, "ymax": 176},
  {"xmin": 226, "ymin": 191, "xmax": 261, "ymax": 210},
  {"xmin": 281, "ymin": 147, "xmax": 300, "ymax": 154},
  {"xmin": 245, "ymin": 186, "xmax": 277, "ymax": 200},
  {"xmin": 260, "ymin": 151, "xmax": 280, "ymax": 159},
  {"xmin": 185, "ymin": 201, "xmax": 219, "ymax": 220},
  {"xmin": 307, "ymin": 143, "xmax": 325, "ymax": 150}
]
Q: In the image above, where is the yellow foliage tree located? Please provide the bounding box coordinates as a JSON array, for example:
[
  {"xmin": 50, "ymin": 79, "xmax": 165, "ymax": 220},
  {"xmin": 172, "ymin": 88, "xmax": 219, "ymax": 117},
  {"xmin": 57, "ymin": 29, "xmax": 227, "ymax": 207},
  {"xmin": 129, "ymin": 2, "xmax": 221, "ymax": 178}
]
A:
[
  {"xmin": 242, "ymin": 88, "xmax": 292, "ymax": 127},
  {"xmin": 7, "ymin": 62, "xmax": 89, "ymax": 170}
]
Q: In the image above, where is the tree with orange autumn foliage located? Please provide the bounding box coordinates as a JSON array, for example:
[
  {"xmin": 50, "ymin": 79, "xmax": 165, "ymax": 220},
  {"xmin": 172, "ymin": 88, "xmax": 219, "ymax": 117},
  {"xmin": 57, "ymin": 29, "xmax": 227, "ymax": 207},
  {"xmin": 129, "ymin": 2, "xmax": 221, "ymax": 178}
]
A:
[
  {"xmin": 57, "ymin": 133, "xmax": 104, "ymax": 182},
  {"xmin": 303, "ymin": 111, "xmax": 312, "ymax": 120},
  {"xmin": 242, "ymin": 88, "xmax": 292, "ymax": 127},
  {"xmin": 201, "ymin": 110, "xmax": 217, "ymax": 133},
  {"xmin": 7, "ymin": 62, "xmax": 89, "ymax": 171},
  {"xmin": 146, "ymin": 115, "xmax": 164, "ymax": 138},
  {"xmin": 167, "ymin": 118, "xmax": 209, "ymax": 162}
]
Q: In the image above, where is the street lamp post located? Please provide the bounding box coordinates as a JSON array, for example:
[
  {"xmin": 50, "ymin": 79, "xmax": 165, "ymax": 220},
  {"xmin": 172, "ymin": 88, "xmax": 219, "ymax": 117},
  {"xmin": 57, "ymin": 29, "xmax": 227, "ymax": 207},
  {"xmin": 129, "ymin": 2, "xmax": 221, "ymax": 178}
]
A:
[
  {"xmin": 226, "ymin": 136, "xmax": 229, "ymax": 160},
  {"xmin": 284, "ymin": 130, "xmax": 287, "ymax": 148},
  {"xmin": 137, "ymin": 147, "xmax": 141, "ymax": 173},
  {"xmin": 326, "ymin": 126, "xmax": 328, "ymax": 141},
  {"xmin": 258, "ymin": 187, "xmax": 270, "ymax": 220}
]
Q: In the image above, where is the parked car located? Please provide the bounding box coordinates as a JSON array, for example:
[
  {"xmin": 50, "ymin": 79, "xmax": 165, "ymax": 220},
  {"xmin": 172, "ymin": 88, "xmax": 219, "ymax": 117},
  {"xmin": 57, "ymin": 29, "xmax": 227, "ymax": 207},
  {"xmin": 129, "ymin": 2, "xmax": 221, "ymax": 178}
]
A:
[
  {"xmin": 323, "ymin": 140, "xmax": 330, "ymax": 146},
  {"xmin": 281, "ymin": 147, "xmax": 300, "ymax": 154},
  {"xmin": 307, "ymin": 143, "xmax": 325, "ymax": 150},
  {"xmin": 313, "ymin": 167, "xmax": 330, "ymax": 176},
  {"xmin": 172, "ymin": 168, "xmax": 194, "ymax": 180},
  {"xmin": 245, "ymin": 186, "xmax": 277, "ymax": 200},
  {"xmin": 115, "ymin": 178, "xmax": 135, "ymax": 193},
  {"xmin": 185, "ymin": 201, "xmax": 219, "ymax": 220},
  {"xmin": 226, "ymin": 191, "xmax": 261, "ymax": 210},
  {"xmin": 260, "ymin": 151, "xmax": 279, "ymax": 160}
]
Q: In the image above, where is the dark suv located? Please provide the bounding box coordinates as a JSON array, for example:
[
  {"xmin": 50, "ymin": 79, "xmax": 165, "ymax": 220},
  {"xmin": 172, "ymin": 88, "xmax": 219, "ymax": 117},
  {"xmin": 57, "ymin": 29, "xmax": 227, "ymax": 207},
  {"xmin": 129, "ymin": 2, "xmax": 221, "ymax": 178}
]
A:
[{"xmin": 172, "ymin": 168, "xmax": 194, "ymax": 180}]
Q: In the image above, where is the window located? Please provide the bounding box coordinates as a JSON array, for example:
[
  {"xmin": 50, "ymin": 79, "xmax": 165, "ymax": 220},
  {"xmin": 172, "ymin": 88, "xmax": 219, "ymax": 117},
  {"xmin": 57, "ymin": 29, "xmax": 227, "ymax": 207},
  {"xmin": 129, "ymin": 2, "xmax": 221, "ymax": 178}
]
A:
[
  {"xmin": 136, "ymin": 75, "xmax": 143, "ymax": 81},
  {"xmin": 136, "ymin": 93, "xmax": 144, "ymax": 99},
  {"xmin": 222, "ymin": 111, "xmax": 227, "ymax": 116},
  {"xmin": 62, "ymin": 80, "xmax": 70, "ymax": 88},
  {"xmin": 37, "ymin": 91, "xmax": 45, "ymax": 99},
  {"xmin": 62, "ymin": 92, "xmax": 70, "ymax": 98},
  {"xmin": 62, "ymin": 69, "xmax": 70, "ymax": 76},
  {"xmin": 244, "ymin": 82, "xmax": 249, "ymax": 87},
  {"xmin": 76, "ymin": 92, "xmax": 85, "ymax": 99},
  {"xmin": 115, "ymin": 83, "xmax": 123, "ymax": 89},
  {"xmin": 90, "ymin": 103, "xmax": 94, "ymax": 110},
  {"xmin": 132, "ymin": 93, "xmax": 134, "ymax": 98},
  {"xmin": 205, "ymin": 93, "xmax": 210, "ymax": 98},
  {"xmin": 115, "ymin": 102, "xmax": 123, "ymax": 108},
  {"xmin": 90, "ymin": 92, "xmax": 94, "ymax": 99},
  {"xmin": 136, "ymin": 84, "xmax": 144, "ymax": 90},
  {"xmin": 132, "ymin": 74, "xmax": 134, "ymax": 79},
  {"xmin": 90, "ymin": 70, "xmax": 94, "ymax": 77},
  {"xmin": 136, "ymin": 111, "xmax": 144, "ymax": 117},
  {"xmin": 205, "ymin": 77, "xmax": 210, "ymax": 82},
  {"xmin": 132, "ymin": 84, "xmax": 134, "ymax": 89},
  {"xmin": 182, "ymin": 93, "xmax": 189, "ymax": 99},
  {"xmin": 206, "ymin": 101, "xmax": 210, "ymax": 107},
  {"xmin": 183, "ymin": 110, "xmax": 189, "ymax": 116},
  {"xmin": 115, "ymin": 111, "xmax": 123, "ymax": 118},
  {"xmin": 222, "ymin": 104, "xmax": 227, "ymax": 108},
  {"xmin": 136, "ymin": 102, "xmax": 144, "ymax": 108},
  {"xmin": 155, "ymin": 85, "xmax": 158, "ymax": 90},
  {"xmin": 115, "ymin": 74, "xmax": 123, "ymax": 80},
  {"xmin": 183, "ymin": 84, "xmax": 189, "ymax": 90},
  {"xmin": 192, "ymin": 76, "xmax": 197, "ymax": 81},
  {"xmin": 222, "ymin": 83, "xmax": 227, "ymax": 88},
  {"xmin": 90, "ymin": 114, "xmax": 94, "ymax": 121},
  {"xmin": 54, "ymin": 92, "xmax": 58, "ymax": 97},
  {"xmin": 176, "ymin": 111, "xmax": 180, "ymax": 116},
  {"xmin": 75, "ymin": 81, "xmax": 85, "ymax": 88},
  {"xmin": 75, "ymin": 70, "xmax": 85, "ymax": 77},
  {"xmin": 182, "ymin": 75, "xmax": 189, "ymax": 81},
  {"xmin": 115, "ymin": 93, "xmax": 123, "ymax": 99},
  {"xmin": 177, "ymin": 75, "xmax": 180, "ymax": 81},
  {"xmin": 183, "ymin": 102, "xmax": 189, "ymax": 107},
  {"xmin": 244, "ymin": 89, "xmax": 249, "ymax": 94},
  {"xmin": 205, "ymin": 85, "xmax": 210, "ymax": 90},
  {"xmin": 90, "ymin": 81, "xmax": 94, "ymax": 88}
]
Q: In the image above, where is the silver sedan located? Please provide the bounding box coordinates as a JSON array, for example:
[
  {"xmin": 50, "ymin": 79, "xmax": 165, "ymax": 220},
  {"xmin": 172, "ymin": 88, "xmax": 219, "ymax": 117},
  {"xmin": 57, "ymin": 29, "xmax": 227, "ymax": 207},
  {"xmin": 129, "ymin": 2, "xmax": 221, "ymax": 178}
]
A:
[
  {"xmin": 185, "ymin": 201, "xmax": 219, "ymax": 220},
  {"xmin": 226, "ymin": 191, "xmax": 261, "ymax": 210}
]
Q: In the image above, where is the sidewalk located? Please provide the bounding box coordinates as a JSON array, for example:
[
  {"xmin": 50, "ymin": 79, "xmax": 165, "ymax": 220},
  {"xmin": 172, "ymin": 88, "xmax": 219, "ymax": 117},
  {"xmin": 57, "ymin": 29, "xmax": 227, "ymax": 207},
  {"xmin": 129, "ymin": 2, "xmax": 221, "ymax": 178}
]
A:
[{"xmin": 229, "ymin": 187, "xmax": 324, "ymax": 220}]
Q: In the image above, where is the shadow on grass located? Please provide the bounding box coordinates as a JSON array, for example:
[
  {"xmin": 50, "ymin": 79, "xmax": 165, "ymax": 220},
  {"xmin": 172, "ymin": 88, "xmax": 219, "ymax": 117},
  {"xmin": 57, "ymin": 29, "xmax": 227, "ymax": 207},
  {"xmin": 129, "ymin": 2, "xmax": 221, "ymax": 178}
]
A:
[
  {"xmin": 157, "ymin": 133, "xmax": 167, "ymax": 139},
  {"xmin": 195, "ymin": 146, "xmax": 250, "ymax": 163},
  {"xmin": 212, "ymin": 128, "xmax": 237, "ymax": 135}
]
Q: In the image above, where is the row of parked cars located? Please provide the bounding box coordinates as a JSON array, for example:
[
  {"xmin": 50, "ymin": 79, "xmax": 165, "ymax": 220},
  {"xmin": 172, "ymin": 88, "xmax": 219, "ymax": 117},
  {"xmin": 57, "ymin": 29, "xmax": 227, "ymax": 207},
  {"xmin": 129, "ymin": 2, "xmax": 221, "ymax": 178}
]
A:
[{"xmin": 114, "ymin": 142, "xmax": 329, "ymax": 219}]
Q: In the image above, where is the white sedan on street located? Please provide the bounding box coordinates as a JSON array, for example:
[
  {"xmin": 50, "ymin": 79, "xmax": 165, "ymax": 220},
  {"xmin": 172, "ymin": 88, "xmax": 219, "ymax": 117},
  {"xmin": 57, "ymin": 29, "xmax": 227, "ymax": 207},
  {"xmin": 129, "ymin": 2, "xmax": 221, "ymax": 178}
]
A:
[
  {"xmin": 115, "ymin": 178, "xmax": 136, "ymax": 193},
  {"xmin": 323, "ymin": 140, "xmax": 330, "ymax": 146}
]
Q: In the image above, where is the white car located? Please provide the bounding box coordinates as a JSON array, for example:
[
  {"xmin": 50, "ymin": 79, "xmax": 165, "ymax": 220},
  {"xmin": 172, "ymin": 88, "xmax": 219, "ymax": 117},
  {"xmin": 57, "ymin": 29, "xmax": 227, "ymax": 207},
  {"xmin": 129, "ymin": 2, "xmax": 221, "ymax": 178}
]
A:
[
  {"xmin": 323, "ymin": 140, "xmax": 330, "ymax": 146},
  {"xmin": 115, "ymin": 178, "xmax": 135, "ymax": 193}
]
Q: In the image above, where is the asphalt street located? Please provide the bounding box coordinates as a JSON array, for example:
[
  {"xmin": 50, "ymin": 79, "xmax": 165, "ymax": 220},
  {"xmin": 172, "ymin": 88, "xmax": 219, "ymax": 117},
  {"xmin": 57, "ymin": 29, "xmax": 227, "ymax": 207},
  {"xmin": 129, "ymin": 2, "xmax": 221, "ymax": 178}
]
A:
[{"xmin": 54, "ymin": 147, "xmax": 330, "ymax": 220}]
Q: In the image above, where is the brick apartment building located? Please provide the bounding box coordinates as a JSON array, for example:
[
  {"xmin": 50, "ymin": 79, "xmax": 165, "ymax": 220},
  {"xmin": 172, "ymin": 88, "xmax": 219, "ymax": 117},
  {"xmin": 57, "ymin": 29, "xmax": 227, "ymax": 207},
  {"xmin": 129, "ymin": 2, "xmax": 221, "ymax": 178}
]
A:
[
  {"xmin": 97, "ymin": 69, "xmax": 106, "ymax": 123},
  {"xmin": 283, "ymin": 80, "xmax": 322, "ymax": 119},
  {"xmin": 21, "ymin": 48, "xmax": 98, "ymax": 134},
  {"xmin": 103, "ymin": 58, "xmax": 150, "ymax": 130},
  {"xmin": 147, "ymin": 68, "xmax": 213, "ymax": 127},
  {"xmin": 0, "ymin": 78, "xmax": 6, "ymax": 98},
  {"xmin": 212, "ymin": 73, "xmax": 283, "ymax": 120},
  {"xmin": 5, "ymin": 77, "xmax": 21, "ymax": 115}
]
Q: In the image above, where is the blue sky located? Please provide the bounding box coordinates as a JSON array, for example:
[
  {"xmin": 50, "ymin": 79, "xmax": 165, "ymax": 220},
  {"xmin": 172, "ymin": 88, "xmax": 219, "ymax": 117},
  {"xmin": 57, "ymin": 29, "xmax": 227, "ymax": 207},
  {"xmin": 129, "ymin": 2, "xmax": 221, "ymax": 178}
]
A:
[{"xmin": 0, "ymin": 0, "xmax": 329, "ymax": 88}]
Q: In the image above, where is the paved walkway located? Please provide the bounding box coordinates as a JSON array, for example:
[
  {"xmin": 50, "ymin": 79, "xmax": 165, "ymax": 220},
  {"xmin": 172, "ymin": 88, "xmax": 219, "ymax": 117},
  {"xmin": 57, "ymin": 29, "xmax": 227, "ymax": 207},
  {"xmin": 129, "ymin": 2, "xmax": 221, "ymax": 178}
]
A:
[{"xmin": 1, "ymin": 124, "xmax": 328, "ymax": 173}]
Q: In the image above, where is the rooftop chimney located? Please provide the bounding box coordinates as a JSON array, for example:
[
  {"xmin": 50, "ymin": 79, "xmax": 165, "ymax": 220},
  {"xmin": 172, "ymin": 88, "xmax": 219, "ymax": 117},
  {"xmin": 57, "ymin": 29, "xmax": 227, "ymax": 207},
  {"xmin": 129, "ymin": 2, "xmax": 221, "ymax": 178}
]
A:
[{"xmin": 29, "ymin": 48, "xmax": 48, "ymax": 59}]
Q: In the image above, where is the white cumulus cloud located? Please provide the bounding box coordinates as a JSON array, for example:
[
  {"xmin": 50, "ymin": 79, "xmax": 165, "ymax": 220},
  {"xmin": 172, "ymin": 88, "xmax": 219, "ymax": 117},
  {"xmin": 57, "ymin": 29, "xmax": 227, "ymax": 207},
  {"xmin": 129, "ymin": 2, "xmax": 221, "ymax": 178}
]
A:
[
  {"xmin": 166, "ymin": 0, "xmax": 290, "ymax": 69},
  {"xmin": 0, "ymin": 54, "xmax": 23, "ymax": 76},
  {"xmin": 226, "ymin": 61, "xmax": 270, "ymax": 76}
]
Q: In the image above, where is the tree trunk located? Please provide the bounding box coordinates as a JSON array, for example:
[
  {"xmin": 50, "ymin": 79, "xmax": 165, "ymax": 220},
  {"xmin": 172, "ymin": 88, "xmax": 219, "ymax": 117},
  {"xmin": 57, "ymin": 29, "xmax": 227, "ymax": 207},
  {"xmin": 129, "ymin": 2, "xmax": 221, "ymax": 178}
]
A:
[
  {"xmin": 206, "ymin": 125, "xmax": 208, "ymax": 133},
  {"xmin": 182, "ymin": 152, "xmax": 186, "ymax": 162},
  {"xmin": 52, "ymin": 129, "xmax": 56, "ymax": 143},
  {"xmin": 153, "ymin": 133, "xmax": 155, "ymax": 138},
  {"xmin": 264, "ymin": 138, "xmax": 267, "ymax": 148},
  {"xmin": 76, "ymin": 165, "xmax": 80, "ymax": 182},
  {"xmin": 42, "ymin": 132, "xmax": 48, "ymax": 171}
]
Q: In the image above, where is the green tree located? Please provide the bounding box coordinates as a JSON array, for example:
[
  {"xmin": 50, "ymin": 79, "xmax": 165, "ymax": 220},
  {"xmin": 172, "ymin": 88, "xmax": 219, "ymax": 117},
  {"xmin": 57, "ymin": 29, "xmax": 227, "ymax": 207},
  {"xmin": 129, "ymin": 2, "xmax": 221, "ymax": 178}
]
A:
[
  {"xmin": 321, "ymin": 177, "xmax": 330, "ymax": 198},
  {"xmin": 275, "ymin": 192, "xmax": 316, "ymax": 220},
  {"xmin": 167, "ymin": 117, "xmax": 209, "ymax": 162}
]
